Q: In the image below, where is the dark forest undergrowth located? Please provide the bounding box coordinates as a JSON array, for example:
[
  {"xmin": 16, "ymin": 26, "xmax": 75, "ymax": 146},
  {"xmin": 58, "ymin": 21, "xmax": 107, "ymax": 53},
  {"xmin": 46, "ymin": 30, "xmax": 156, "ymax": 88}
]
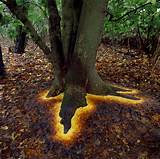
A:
[{"xmin": 0, "ymin": 41, "xmax": 160, "ymax": 159}]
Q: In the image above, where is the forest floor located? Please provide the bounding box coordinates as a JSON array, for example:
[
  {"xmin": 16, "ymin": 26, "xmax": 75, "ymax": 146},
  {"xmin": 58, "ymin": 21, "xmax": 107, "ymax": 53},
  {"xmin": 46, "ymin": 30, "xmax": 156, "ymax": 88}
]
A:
[{"xmin": 0, "ymin": 41, "xmax": 160, "ymax": 159}]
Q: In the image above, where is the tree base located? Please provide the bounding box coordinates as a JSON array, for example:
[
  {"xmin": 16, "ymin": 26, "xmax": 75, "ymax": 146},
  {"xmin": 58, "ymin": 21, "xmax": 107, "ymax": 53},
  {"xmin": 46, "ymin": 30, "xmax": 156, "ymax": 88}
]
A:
[
  {"xmin": 59, "ymin": 86, "xmax": 87, "ymax": 133},
  {"xmin": 48, "ymin": 69, "xmax": 140, "ymax": 133},
  {"xmin": 86, "ymin": 70, "xmax": 133, "ymax": 97},
  {"xmin": 47, "ymin": 78, "xmax": 64, "ymax": 97}
]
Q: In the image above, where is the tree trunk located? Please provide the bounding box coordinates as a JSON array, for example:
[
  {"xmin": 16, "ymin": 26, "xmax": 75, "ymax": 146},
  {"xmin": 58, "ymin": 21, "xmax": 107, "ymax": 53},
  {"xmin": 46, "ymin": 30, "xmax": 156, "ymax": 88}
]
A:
[
  {"xmin": 151, "ymin": 36, "xmax": 160, "ymax": 65},
  {"xmin": 149, "ymin": 33, "xmax": 160, "ymax": 57},
  {"xmin": 59, "ymin": 0, "xmax": 137, "ymax": 133},
  {"xmin": 60, "ymin": 0, "xmax": 125, "ymax": 133},
  {"xmin": 61, "ymin": 0, "xmax": 82, "ymax": 65},
  {"xmin": 47, "ymin": 0, "xmax": 66, "ymax": 97},
  {"xmin": 14, "ymin": 25, "xmax": 27, "ymax": 54},
  {"xmin": 0, "ymin": 46, "xmax": 5, "ymax": 76},
  {"xmin": 2, "ymin": 0, "xmax": 137, "ymax": 133}
]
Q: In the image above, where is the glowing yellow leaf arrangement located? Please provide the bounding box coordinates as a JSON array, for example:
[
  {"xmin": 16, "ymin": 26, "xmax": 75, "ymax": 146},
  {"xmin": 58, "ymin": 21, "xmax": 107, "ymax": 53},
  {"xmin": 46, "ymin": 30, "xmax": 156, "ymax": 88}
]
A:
[{"xmin": 38, "ymin": 87, "xmax": 145, "ymax": 145}]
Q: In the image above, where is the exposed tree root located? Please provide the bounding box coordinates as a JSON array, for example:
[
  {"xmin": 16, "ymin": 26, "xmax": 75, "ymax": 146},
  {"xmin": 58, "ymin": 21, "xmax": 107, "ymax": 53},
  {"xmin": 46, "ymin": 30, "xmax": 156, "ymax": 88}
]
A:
[
  {"xmin": 47, "ymin": 78, "xmax": 64, "ymax": 97},
  {"xmin": 112, "ymin": 93, "xmax": 140, "ymax": 100},
  {"xmin": 59, "ymin": 86, "xmax": 87, "ymax": 133},
  {"xmin": 49, "ymin": 70, "xmax": 140, "ymax": 133},
  {"xmin": 86, "ymin": 70, "xmax": 131, "ymax": 96}
]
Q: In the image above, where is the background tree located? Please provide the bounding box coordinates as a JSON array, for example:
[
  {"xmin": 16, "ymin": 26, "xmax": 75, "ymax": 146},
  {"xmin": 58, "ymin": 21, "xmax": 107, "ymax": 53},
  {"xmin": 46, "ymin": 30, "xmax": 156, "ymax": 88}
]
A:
[
  {"xmin": 13, "ymin": 25, "xmax": 27, "ymax": 53},
  {"xmin": 12, "ymin": 1, "xmax": 27, "ymax": 53},
  {"xmin": 0, "ymin": 13, "xmax": 5, "ymax": 76},
  {"xmin": 0, "ymin": 45, "xmax": 5, "ymax": 76},
  {"xmin": 105, "ymin": 0, "xmax": 160, "ymax": 58},
  {"xmin": 0, "ymin": 0, "xmax": 48, "ymax": 52}
]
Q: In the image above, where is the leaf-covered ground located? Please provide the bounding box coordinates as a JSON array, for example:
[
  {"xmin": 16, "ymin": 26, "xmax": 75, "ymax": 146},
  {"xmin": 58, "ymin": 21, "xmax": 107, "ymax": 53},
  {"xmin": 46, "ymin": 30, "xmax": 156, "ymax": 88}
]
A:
[{"xmin": 0, "ymin": 41, "xmax": 160, "ymax": 159}]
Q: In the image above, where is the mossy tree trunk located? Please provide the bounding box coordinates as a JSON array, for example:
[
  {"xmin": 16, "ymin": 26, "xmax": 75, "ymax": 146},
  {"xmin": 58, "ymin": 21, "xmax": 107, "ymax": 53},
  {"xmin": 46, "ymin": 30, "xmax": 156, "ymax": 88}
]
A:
[{"xmin": 2, "ymin": 0, "xmax": 133, "ymax": 133}]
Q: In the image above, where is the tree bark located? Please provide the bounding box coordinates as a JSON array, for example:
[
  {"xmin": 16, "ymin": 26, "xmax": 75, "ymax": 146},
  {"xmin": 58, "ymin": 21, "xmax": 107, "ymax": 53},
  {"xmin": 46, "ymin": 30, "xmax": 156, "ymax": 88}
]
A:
[
  {"xmin": 14, "ymin": 25, "xmax": 27, "ymax": 54},
  {"xmin": 61, "ymin": 0, "xmax": 82, "ymax": 65},
  {"xmin": 60, "ymin": 0, "xmax": 109, "ymax": 133},
  {"xmin": 60, "ymin": 0, "xmax": 136, "ymax": 133},
  {"xmin": 47, "ymin": 0, "xmax": 66, "ymax": 97},
  {"xmin": 150, "ymin": 30, "xmax": 160, "ymax": 57},
  {"xmin": 151, "ymin": 36, "xmax": 160, "ymax": 64},
  {"xmin": 0, "ymin": 46, "xmax": 5, "ymax": 76}
]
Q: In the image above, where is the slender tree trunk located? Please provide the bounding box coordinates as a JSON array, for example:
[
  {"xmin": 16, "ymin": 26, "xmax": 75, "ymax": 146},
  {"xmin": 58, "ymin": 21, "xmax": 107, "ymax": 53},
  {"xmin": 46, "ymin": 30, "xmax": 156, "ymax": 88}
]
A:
[
  {"xmin": 150, "ymin": 32, "xmax": 160, "ymax": 57},
  {"xmin": 47, "ymin": 0, "xmax": 66, "ymax": 97},
  {"xmin": 151, "ymin": 36, "xmax": 160, "ymax": 64},
  {"xmin": 0, "ymin": 46, "xmax": 5, "ymax": 76},
  {"xmin": 14, "ymin": 25, "xmax": 27, "ymax": 54}
]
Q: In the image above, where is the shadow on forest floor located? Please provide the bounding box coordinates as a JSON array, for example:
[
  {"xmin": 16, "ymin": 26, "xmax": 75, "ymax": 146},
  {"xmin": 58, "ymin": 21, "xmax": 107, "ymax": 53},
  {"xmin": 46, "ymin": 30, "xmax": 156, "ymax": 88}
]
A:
[{"xmin": 0, "ymin": 42, "xmax": 160, "ymax": 158}]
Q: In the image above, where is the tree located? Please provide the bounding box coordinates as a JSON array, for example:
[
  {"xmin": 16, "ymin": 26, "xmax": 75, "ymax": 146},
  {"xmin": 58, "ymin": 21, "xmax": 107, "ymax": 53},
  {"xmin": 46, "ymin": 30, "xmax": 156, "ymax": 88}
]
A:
[
  {"xmin": 0, "ymin": 45, "xmax": 5, "ymax": 76},
  {"xmin": 0, "ymin": 13, "xmax": 5, "ymax": 76},
  {"xmin": 151, "ymin": 36, "xmax": 160, "ymax": 65},
  {"xmin": 105, "ymin": 0, "xmax": 160, "ymax": 57},
  {"xmin": 13, "ymin": 1, "xmax": 28, "ymax": 54},
  {"xmin": 14, "ymin": 25, "xmax": 27, "ymax": 54},
  {"xmin": 1, "ymin": 0, "xmax": 137, "ymax": 133}
]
